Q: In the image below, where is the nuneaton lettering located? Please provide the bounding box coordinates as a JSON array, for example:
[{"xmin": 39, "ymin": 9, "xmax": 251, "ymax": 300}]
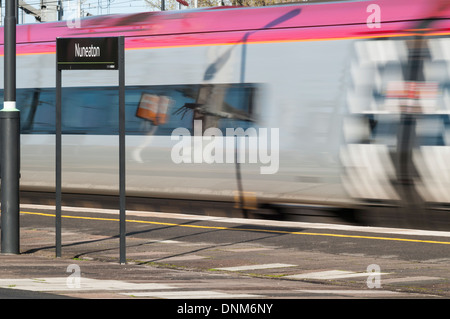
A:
[{"xmin": 75, "ymin": 43, "xmax": 101, "ymax": 57}]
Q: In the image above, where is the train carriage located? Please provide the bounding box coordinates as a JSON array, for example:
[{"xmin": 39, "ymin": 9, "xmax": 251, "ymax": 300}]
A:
[{"xmin": 1, "ymin": 0, "xmax": 450, "ymax": 215}]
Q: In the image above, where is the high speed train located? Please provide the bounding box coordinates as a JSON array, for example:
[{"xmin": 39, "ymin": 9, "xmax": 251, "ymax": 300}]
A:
[{"xmin": 2, "ymin": 0, "xmax": 450, "ymax": 214}]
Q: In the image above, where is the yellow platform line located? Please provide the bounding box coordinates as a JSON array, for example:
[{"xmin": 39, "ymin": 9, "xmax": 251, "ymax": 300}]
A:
[{"xmin": 20, "ymin": 211, "xmax": 450, "ymax": 246}]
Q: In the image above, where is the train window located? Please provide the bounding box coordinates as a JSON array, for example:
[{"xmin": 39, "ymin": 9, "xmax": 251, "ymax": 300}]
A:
[
  {"xmin": 16, "ymin": 89, "xmax": 37, "ymax": 132},
  {"xmin": 173, "ymin": 84, "xmax": 256, "ymax": 134},
  {"xmin": 21, "ymin": 88, "xmax": 56, "ymax": 133},
  {"xmin": 130, "ymin": 85, "xmax": 196, "ymax": 135},
  {"xmin": 219, "ymin": 85, "xmax": 256, "ymax": 131},
  {"xmin": 1, "ymin": 83, "xmax": 257, "ymax": 135},
  {"xmin": 62, "ymin": 87, "xmax": 117, "ymax": 134},
  {"xmin": 0, "ymin": 88, "xmax": 54, "ymax": 133}
]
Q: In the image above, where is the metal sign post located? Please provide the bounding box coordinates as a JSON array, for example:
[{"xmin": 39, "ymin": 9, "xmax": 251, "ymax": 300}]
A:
[{"xmin": 56, "ymin": 36, "xmax": 126, "ymax": 264}]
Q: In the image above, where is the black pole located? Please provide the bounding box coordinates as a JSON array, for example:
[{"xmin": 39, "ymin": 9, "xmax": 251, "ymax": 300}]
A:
[
  {"xmin": 55, "ymin": 41, "xmax": 62, "ymax": 258},
  {"xmin": 0, "ymin": 112, "xmax": 20, "ymax": 254},
  {"xmin": 118, "ymin": 36, "xmax": 126, "ymax": 265},
  {"xmin": 1, "ymin": 0, "xmax": 20, "ymax": 255},
  {"xmin": 4, "ymin": 0, "xmax": 15, "ymax": 105}
]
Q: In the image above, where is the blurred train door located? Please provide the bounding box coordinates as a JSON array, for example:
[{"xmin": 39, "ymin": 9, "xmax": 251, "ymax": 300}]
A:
[{"xmin": 341, "ymin": 35, "xmax": 450, "ymax": 211}]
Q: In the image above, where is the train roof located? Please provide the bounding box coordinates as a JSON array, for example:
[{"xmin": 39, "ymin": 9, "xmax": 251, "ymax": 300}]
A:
[{"xmin": 1, "ymin": 0, "xmax": 450, "ymax": 50}]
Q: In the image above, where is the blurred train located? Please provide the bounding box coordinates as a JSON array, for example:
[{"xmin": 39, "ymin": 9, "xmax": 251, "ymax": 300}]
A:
[{"xmin": 1, "ymin": 0, "xmax": 450, "ymax": 214}]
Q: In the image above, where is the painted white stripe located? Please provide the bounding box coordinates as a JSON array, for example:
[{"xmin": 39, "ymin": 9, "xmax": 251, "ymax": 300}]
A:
[
  {"xmin": 160, "ymin": 255, "xmax": 207, "ymax": 261},
  {"xmin": 2, "ymin": 101, "xmax": 18, "ymax": 111},
  {"xmin": 285, "ymin": 270, "xmax": 388, "ymax": 280},
  {"xmin": 0, "ymin": 278, "xmax": 175, "ymax": 292},
  {"xmin": 382, "ymin": 276, "xmax": 442, "ymax": 284},
  {"xmin": 297, "ymin": 289, "xmax": 401, "ymax": 295},
  {"xmin": 121, "ymin": 290, "xmax": 261, "ymax": 299},
  {"xmin": 214, "ymin": 263, "xmax": 296, "ymax": 272},
  {"xmin": 20, "ymin": 203, "xmax": 450, "ymax": 238},
  {"xmin": 223, "ymin": 247, "xmax": 271, "ymax": 252}
]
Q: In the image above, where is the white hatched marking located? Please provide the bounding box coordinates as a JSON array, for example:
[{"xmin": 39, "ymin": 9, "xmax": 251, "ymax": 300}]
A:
[
  {"xmin": 121, "ymin": 290, "xmax": 262, "ymax": 299},
  {"xmin": 285, "ymin": 270, "xmax": 388, "ymax": 280},
  {"xmin": 0, "ymin": 278, "xmax": 175, "ymax": 292},
  {"xmin": 214, "ymin": 263, "xmax": 296, "ymax": 272}
]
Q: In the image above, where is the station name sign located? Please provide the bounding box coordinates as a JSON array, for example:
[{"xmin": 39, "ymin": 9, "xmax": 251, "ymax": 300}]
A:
[{"xmin": 57, "ymin": 37, "xmax": 119, "ymax": 70}]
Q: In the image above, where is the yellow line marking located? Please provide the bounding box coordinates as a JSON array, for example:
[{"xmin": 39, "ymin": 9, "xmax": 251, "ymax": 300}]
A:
[{"xmin": 20, "ymin": 211, "xmax": 450, "ymax": 245}]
